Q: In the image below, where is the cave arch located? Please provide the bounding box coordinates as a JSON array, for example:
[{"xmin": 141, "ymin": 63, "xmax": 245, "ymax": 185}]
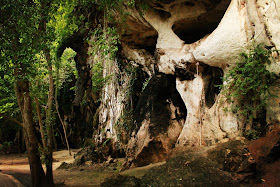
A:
[{"xmin": 172, "ymin": 0, "xmax": 231, "ymax": 44}]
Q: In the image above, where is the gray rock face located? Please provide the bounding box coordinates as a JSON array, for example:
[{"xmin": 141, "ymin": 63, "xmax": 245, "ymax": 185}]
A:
[{"xmin": 95, "ymin": 0, "xmax": 280, "ymax": 166}]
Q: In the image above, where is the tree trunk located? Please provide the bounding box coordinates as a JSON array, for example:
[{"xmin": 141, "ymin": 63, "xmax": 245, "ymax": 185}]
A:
[
  {"xmin": 15, "ymin": 76, "xmax": 46, "ymax": 187},
  {"xmin": 55, "ymin": 56, "xmax": 71, "ymax": 156},
  {"xmin": 55, "ymin": 99, "xmax": 71, "ymax": 156},
  {"xmin": 44, "ymin": 48, "xmax": 54, "ymax": 186},
  {"xmin": 37, "ymin": 2, "xmax": 55, "ymax": 184},
  {"xmin": 35, "ymin": 97, "xmax": 47, "ymax": 149}
]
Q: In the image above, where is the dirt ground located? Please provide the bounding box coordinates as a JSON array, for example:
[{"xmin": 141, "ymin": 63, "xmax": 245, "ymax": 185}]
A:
[
  {"xmin": 0, "ymin": 173, "xmax": 23, "ymax": 187},
  {"xmin": 0, "ymin": 149, "xmax": 112, "ymax": 186},
  {"xmin": 0, "ymin": 149, "xmax": 163, "ymax": 186},
  {"xmin": 1, "ymin": 127, "xmax": 279, "ymax": 187}
]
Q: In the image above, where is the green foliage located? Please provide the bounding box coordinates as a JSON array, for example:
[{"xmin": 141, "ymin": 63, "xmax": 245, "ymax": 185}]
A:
[
  {"xmin": 54, "ymin": 48, "xmax": 77, "ymax": 116},
  {"xmin": 30, "ymin": 54, "xmax": 50, "ymax": 100},
  {"xmin": 88, "ymin": 25, "xmax": 120, "ymax": 96},
  {"xmin": 88, "ymin": 26, "xmax": 120, "ymax": 59},
  {"xmin": 221, "ymin": 44, "xmax": 276, "ymax": 129},
  {"xmin": 56, "ymin": 48, "xmax": 77, "ymax": 88},
  {"xmin": 0, "ymin": 0, "xmax": 41, "ymax": 74},
  {"xmin": 102, "ymin": 138, "xmax": 112, "ymax": 147},
  {"xmin": 53, "ymin": 0, "xmax": 98, "ymax": 59},
  {"xmin": 0, "ymin": 68, "xmax": 18, "ymax": 117},
  {"xmin": 94, "ymin": 0, "xmax": 136, "ymax": 9},
  {"xmin": 142, "ymin": 76, "xmax": 152, "ymax": 91},
  {"xmin": 50, "ymin": 1, "xmax": 79, "ymax": 42},
  {"xmin": 114, "ymin": 65, "xmax": 139, "ymax": 141},
  {"xmin": 0, "ymin": 1, "xmax": 37, "ymax": 138},
  {"xmin": 91, "ymin": 62, "xmax": 110, "ymax": 95},
  {"xmin": 0, "ymin": 0, "xmax": 77, "ymax": 159},
  {"xmin": 94, "ymin": 0, "xmax": 150, "ymax": 21},
  {"xmin": 244, "ymin": 129, "xmax": 260, "ymax": 140},
  {"xmin": 0, "ymin": 103, "xmax": 15, "ymax": 117}
]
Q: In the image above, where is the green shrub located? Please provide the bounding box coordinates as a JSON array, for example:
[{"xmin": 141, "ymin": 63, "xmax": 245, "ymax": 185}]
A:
[{"xmin": 221, "ymin": 44, "xmax": 277, "ymax": 132}]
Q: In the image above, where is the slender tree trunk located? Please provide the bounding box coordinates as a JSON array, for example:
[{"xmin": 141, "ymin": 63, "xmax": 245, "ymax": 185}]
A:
[
  {"xmin": 15, "ymin": 76, "xmax": 46, "ymax": 187},
  {"xmin": 37, "ymin": 2, "xmax": 55, "ymax": 184},
  {"xmin": 35, "ymin": 97, "xmax": 47, "ymax": 149},
  {"xmin": 54, "ymin": 57, "xmax": 71, "ymax": 155},
  {"xmin": 55, "ymin": 99, "xmax": 71, "ymax": 156},
  {"xmin": 44, "ymin": 48, "xmax": 55, "ymax": 186}
]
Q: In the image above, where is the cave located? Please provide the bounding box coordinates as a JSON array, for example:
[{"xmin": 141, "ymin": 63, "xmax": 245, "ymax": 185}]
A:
[
  {"xmin": 133, "ymin": 73, "xmax": 187, "ymax": 136},
  {"xmin": 129, "ymin": 73, "xmax": 187, "ymax": 166},
  {"xmin": 173, "ymin": 24, "xmax": 216, "ymax": 44},
  {"xmin": 172, "ymin": 0, "xmax": 230, "ymax": 44},
  {"xmin": 203, "ymin": 66, "xmax": 224, "ymax": 108}
]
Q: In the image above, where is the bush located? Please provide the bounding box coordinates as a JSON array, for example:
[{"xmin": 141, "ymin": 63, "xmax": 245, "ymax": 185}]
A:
[{"xmin": 221, "ymin": 44, "xmax": 276, "ymax": 132}]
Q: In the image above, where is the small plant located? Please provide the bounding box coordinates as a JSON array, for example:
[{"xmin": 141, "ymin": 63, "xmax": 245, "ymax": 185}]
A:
[
  {"xmin": 142, "ymin": 76, "xmax": 152, "ymax": 91},
  {"xmin": 221, "ymin": 44, "xmax": 276, "ymax": 131},
  {"xmin": 91, "ymin": 62, "xmax": 112, "ymax": 95},
  {"xmin": 102, "ymin": 138, "xmax": 112, "ymax": 147},
  {"xmin": 244, "ymin": 129, "xmax": 260, "ymax": 140}
]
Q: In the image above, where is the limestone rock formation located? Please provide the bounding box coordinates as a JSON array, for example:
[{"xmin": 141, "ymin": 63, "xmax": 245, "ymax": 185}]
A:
[{"xmin": 94, "ymin": 0, "xmax": 280, "ymax": 166}]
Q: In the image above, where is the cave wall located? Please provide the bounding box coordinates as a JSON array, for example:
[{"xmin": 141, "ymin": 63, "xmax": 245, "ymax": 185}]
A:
[
  {"xmin": 91, "ymin": 0, "xmax": 280, "ymax": 166},
  {"xmin": 126, "ymin": 74, "xmax": 187, "ymax": 167}
]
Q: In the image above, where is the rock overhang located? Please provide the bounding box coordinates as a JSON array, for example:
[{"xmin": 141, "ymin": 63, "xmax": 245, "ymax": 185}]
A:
[{"xmin": 100, "ymin": 0, "xmax": 280, "ymax": 166}]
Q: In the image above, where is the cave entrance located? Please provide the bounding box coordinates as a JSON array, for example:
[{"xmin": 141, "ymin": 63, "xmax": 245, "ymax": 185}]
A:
[
  {"xmin": 172, "ymin": 0, "xmax": 230, "ymax": 44},
  {"xmin": 203, "ymin": 66, "xmax": 224, "ymax": 108},
  {"xmin": 132, "ymin": 74, "xmax": 187, "ymax": 166},
  {"xmin": 134, "ymin": 74, "xmax": 187, "ymax": 136},
  {"xmin": 173, "ymin": 24, "xmax": 217, "ymax": 44}
]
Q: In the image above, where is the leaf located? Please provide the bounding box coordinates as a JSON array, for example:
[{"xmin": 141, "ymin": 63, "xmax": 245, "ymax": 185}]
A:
[{"xmin": 219, "ymin": 44, "xmax": 277, "ymax": 127}]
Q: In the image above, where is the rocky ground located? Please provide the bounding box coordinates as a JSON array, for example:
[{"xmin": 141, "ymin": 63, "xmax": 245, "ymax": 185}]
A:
[
  {"xmin": 102, "ymin": 126, "xmax": 280, "ymax": 187},
  {"xmin": 0, "ymin": 127, "xmax": 279, "ymax": 187}
]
